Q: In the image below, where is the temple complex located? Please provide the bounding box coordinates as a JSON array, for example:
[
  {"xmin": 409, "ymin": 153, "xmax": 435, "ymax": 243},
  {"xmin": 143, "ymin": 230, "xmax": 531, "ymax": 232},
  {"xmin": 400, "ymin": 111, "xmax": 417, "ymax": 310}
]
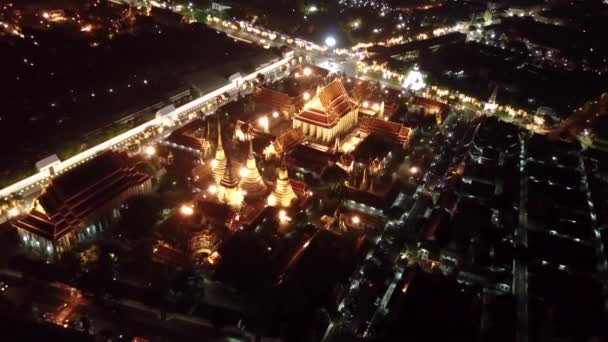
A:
[
  {"xmin": 240, "ymin": 140, "xmax": 267, "ymax": 196},
  {"xmin": 292, "ymin": 79, "xmax": 358, "ymax": 144}
]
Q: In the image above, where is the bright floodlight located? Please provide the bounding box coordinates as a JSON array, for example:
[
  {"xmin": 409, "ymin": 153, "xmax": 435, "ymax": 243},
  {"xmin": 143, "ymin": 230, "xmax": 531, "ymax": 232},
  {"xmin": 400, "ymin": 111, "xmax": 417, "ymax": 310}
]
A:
[
  {"xmin": 145, "ymin": 146, "xmax": 156, "ymax": 156},
  {"xmin": 309, "ymin": 5, "xmax": 318, "ymax": 13},
  {"xmin": 258, "ymin": 116, "xmax": 269, "ymax": 128},
  {"xmin": 352, "ymin": 216, "xmax": 361, "ymax": 224},
  {"xmin": 7, "ymin": 207, "xmax": 20, "ymax": 218},
  {"xmin": 180, "ymin": 204, "xmax": 194, "ymax": 216},
  {"xmin": 325, "ymin": 36, "xmax": 336, "ymax": 48}
]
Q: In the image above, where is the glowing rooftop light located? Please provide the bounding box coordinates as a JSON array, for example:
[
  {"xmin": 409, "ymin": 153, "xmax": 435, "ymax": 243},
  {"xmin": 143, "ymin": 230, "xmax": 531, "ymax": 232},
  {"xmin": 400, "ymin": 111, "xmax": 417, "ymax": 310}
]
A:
[
  {"xmin": 145, "ymin": 146, "xmax": 156, "ymax": 156},
  {"xmin": 180, "ymin": 204, "xmax": 194, "ymax": 216}
]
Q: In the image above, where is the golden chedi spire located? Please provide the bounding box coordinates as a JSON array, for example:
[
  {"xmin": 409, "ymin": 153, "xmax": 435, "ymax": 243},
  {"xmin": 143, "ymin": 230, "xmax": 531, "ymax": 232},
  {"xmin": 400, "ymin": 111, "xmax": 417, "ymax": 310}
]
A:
[
  {"xmin": 240, "ymin": 140, "xmax": 267, "ymax": 196},
  {"xmin": 218, "ymin": 157, "xmax": 243, "ymax": 209},
  {"xmin": 212, "ymin": 117, "xmax": 227, "ymax": 184},
  {"xmin": 267, "ymin": 156, "xmax": 297, "ymax": 208}
]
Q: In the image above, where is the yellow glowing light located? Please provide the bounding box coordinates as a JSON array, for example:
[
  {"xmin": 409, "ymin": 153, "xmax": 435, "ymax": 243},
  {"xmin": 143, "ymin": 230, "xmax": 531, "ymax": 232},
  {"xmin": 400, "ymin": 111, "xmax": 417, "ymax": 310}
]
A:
[
  {"xmin": 303, "ymin": 92, "xmax": 311, "ymax": 100},
  {"xmin": 372, "ymin": 103, "xmax": 380, "ymax": 111},
  {"xmin": 7, "ymin": 207, "xmax": 20, "ymax": 218},
  {"xmin": 258, "ymin": 116, "xmax": 269, "ymax": 128},
  {"xmin": 362, "ymin": 101, "xmax": 369, "ymax": 108},
  {"xmin": 145, "ymin": 146, "xmax": 156, "ymax": 156},
  {"xmin": 180, "ymin": 204, "xmax": 194, "ymax": 216},
  {"xmin": 239, "ymin": 168, "xmax": 248, "ymax": 177},
  {"xmin": 352, "ymin": 216, "xmax": 361, "ymax": 224},
  {"xmin": 210, "ymin": 159, "xmax": 218, "ymax": 168},
  {"xmin": 208, "ymin": 184, "xmax": 218, "ymax": 194},
  {"xmin": 409, "ymin": 166, "xmax": 419, "ymax": 174},
  {"xmin": 272, "ymin": 111, "xmax": 279, "ymax": 118},
  {"xmin": 267, "ymin": 196, "xmax": 277, "ymax": 206},
  {"xmin": 303, "ymin": 67, "xmax": 312, "ymax": 76}
]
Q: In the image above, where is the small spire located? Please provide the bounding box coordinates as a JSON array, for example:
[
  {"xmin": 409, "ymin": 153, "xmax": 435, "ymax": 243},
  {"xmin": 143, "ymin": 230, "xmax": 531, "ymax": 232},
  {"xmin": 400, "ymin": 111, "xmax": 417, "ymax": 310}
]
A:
[{"xmin": 217, "ymin": 115, "xmax": 223, "ymax": 150}]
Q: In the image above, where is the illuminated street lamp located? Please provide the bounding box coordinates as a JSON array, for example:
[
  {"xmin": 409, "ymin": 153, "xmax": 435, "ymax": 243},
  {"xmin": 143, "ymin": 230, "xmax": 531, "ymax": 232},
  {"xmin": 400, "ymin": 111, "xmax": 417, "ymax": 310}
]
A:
[
  {"xmin": 7, "ymin": 207, "xmax": 20, "ymax": 218},
  {"xmin": 145, "ymin": 146, "xmax": 156, "ymax": 157},
  {"xmin": 258, "ymin": 116, "xmax": 269, "ymax": 132},
  {"xmin": 325, "ymin": 36, "xmax": 336, "ymax": 48},
  {"xmin": 180, "ymin": 204, "xmax": 194, "ymax": 216}
]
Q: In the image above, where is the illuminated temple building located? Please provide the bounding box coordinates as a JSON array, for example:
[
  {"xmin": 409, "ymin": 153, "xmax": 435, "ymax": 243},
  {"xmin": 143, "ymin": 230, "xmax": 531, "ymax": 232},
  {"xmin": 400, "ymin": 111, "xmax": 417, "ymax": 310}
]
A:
[
  {"xmin": 212, "ymin": 119, "xmax": 227, "ymax": 184},
  {"xmin": 268, "ymin": 161, "xmax": 297, "ymax": 208},
  {"xmin": 240, "ymin": 140, "xmax": 267, "ymax": 196},
  {"xmin": 217, "ymin": 158, "xmax": 244, "ymax": 209},
  {"xmin": 292, "ymin": 79, "xmax": 358, "ymax": 144},
  {"xmin": 12, "ymin": 151, "xmax": 151, "ymax": 259}
]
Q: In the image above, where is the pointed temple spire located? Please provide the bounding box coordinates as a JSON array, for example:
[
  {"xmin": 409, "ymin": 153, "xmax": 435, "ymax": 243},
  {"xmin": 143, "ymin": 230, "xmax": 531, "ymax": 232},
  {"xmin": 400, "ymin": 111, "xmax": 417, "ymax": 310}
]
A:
[
  {"xmin": 240, "ymin": 139, "xmax": 267, "ymax": 196},
  {"xmin": 218, "ymin": 157, "xmax": 243, "ymax": 208},
  {"xmin": 359, "ymin": 167, "xmax": 369, "ymax": 191},
  {"xmin": 267, "ymin": 155, "xmax": 297, "ymax": 207},
  {"xmin": 212, "ymin": 116, "xmax": 227, "ymax": 184}
]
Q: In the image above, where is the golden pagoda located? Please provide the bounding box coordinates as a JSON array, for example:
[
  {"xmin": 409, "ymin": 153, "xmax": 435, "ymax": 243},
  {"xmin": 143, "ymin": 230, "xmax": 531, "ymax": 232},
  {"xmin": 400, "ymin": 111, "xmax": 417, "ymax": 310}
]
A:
[
  {"xmin": 217, "ymin": 157, "xmax": 243, "ymax": 209},
  {"xmin": 240, "ymin": 140, "xmax": 267, "ymax": 196},
  {"xmin": 211, "ymin": 118, "xmax": 227, "ymax": 185},
  {"xmin": 267, "ymin": 159, "xmax": 297, "ymax": 208}
]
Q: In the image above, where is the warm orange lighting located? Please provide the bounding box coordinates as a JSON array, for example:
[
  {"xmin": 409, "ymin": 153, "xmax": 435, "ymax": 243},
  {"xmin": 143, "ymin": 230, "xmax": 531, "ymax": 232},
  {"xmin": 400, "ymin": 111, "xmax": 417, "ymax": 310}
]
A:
[
  {"xmin": 409, "ymin": 166, "xmax": 419, "ymax": 174},
  {"xmin": 208, "ymin": 184, "xmax": 218, "ymax": 194},
  {"xmin": 7, "ymin": 207, "xmax": 20, "ymax": 218},
  {"xmin": 145, "ymin": 146, "xmax": 156, "ymax": 156},
  {"xmin": 210, "ymin": 159, "xmax": 218, "ymax": 168},
  {"xmin": 239, "ymin": 168, "xmax": 248, "ymax": 177},
  {"xmin": 180, "ymin": 204, "xmax": 194, "ymax": 216},
  {"xmin": 362, "ymin": 101, "xmax": 369, "ymax": 108},
  {"xmin": 303, "ymin": 67, "xmax": 312, "ymax": 76},
  {"xmin": 352, "ymin": 216, "xmax": 360, "ymax": 224},
  {"xmin": 272, "ymin": 111, "xmax": 279, "ymax": 118},
  {"xmin": 303, "ymin": 92, "xmax": 311, "ymax": 100},
  {"xmin": 258, "ymin": 116, "xmax": 269, "ymax": 128}
]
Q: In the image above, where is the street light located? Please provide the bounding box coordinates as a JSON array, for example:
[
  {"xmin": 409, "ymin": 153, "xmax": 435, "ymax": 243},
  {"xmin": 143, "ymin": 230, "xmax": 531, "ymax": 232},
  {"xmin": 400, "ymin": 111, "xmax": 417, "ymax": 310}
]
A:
[
  {"xmin": 180, "ymin": 204, "xmax": 194, "ymax": 216},
  {"xmin": 325, "ymin": 36, "xmax": 336, "ymax": 48},
  {"xmin": 409, "ymin": 166, "xmax": 419, "ymax": 175},
  {"xmin": 145, "ymin": 146, "xmax": 156, "ymax": 156}
]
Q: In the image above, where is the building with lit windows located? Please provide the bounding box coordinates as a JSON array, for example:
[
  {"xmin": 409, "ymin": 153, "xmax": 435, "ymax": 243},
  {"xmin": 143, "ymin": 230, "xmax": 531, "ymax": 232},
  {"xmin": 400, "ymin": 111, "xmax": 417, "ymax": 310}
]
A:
[
  {"xmin": 292, "ymin": 80, "xmax": 359, "ymax": 144},
  {"xmin": 12, "ymin": 151, "xmax": 151, "ymax": 259}
]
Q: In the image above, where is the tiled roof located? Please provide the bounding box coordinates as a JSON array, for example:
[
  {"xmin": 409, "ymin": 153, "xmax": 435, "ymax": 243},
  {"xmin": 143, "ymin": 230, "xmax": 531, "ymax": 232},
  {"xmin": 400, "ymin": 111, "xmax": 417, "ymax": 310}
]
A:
[{"xmin": 13, "ymin": 151, "xmax": 150, "ymax": 241}]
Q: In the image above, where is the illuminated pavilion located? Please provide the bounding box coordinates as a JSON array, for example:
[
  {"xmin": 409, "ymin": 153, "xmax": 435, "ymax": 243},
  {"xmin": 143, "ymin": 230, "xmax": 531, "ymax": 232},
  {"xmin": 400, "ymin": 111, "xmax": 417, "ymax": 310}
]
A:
[
  {"xmin": 212, "ymin": 119, "xmax": 227, "ymax": 184},
  {"xmin": 240, "ymin": 140, "xmax": 267, "ymax": 196},
  {"xmin": 268, "ymin": 160, "xmax": 297, "ymax": 208},
  {"xmin": 292, "ymin": 79, "xmax": 358, "ymax": 144}
]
